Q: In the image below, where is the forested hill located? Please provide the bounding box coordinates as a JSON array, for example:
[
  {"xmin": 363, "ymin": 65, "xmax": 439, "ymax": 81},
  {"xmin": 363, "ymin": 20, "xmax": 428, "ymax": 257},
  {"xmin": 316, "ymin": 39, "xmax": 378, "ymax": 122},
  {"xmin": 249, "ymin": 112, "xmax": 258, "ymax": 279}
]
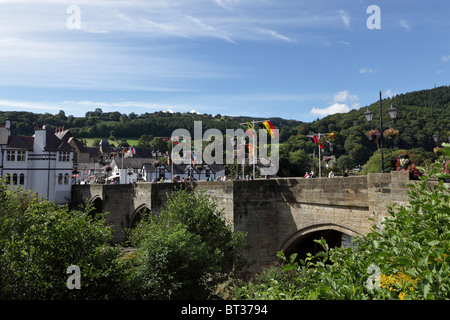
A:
[
  {"xmin": 296, "ymin": 85, "xmax": 450, "ymax": 156},
  {"xmin": 0, "ymin": 109, "xmax": 303, "ymax": 140},
  {"xmin": 1, "ymin": 85, "xmax": 450, "ymax": 173}
]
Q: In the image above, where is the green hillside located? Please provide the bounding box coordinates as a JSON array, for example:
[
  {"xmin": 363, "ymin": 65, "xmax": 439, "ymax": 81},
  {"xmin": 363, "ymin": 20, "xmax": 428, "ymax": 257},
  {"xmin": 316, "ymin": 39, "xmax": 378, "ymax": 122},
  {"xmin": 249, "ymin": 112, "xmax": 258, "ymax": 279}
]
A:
[{"xmin": 1, "ymin": 85, "xmax": 450, "ymax": 176}]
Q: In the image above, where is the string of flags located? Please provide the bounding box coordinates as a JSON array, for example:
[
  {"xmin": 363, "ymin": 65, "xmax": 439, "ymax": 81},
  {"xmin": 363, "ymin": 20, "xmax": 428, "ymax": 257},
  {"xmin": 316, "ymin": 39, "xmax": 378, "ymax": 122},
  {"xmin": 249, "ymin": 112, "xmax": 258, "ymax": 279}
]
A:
[
  {"xmin": 307, "ymin": 133, "xmax": 335, "ymax": 150},
  {"xmin": 242, "ymin": 120, "xmax": 279, "ymax": 138},
  {"xmin": 111, "ymin": 146, "xmax": 136, "ymax": 155}
]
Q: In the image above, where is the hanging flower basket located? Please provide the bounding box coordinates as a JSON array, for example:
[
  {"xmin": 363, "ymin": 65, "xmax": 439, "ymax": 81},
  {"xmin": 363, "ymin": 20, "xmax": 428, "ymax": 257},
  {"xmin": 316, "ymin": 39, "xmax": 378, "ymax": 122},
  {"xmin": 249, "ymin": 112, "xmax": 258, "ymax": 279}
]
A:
[
  {"xmin": 366, "ymin": 129, "xmax": 380, "ymax": 137},
  {"xmin": 366, "ymin": 129, "xmax": 381, "ymax": 141},
  {"xmin": 127, "ymin": 171, "xmax": 133, "ymax": 176},
  {"xmin": 383, "ymin": 128, "xmax": 399, "ymax": 139},
  {"xmin": 105, "ymin": 165, "xmax": 112, "ymax": 172}
]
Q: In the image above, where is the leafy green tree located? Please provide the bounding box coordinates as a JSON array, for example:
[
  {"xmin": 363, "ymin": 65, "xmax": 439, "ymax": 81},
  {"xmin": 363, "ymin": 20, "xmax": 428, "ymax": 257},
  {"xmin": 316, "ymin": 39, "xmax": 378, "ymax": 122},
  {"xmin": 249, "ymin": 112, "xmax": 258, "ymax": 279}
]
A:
[
  {"xmin": 129, "ymin": 189, "xmax": 248, "ymax": 299},
  {"xmin": 0, "ymin": 181, "xmax": 129, "ymax": 299},
  {"xmin": 336, "ymin": 155, "xmax": 354, "ymax": 174},
  {"xmin": 149, "ymin": 136, "xmax": 169, "ymax": 153},
  {"xmin": 137, "ymin": 134, "xmax": 154, "ymax": 147}
]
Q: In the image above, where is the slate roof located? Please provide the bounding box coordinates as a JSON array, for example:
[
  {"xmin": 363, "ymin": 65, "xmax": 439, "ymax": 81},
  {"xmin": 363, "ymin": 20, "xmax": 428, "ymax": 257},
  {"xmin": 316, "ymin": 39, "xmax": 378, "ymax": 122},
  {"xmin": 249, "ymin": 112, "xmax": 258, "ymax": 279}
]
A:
[
  {"xmin": 5, "ymin": 135, "xmax": 34, "ymax": 150},
  {"xmin": 43, "ymin": 128, "xmax": 73, "ymax": 151},
  {"xmin": 111, "ymin": 157, "xmax": 158, "ymax": 170},
  {"xmin": 68, "ymin": 137, "xmax": 100, "ymax": 157},
  {"xmin": 4, "ymin": 127, "xmax": 73, "ymax": 152}
]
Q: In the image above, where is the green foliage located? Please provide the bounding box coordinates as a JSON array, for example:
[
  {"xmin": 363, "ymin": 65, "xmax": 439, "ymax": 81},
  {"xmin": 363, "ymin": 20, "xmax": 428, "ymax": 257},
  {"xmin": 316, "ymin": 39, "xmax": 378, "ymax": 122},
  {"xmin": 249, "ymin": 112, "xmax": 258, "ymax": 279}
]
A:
[
  {"xmin": 129, "ymin": 188, "xmax": 248, "ymax": 299},
  {"xmin": 362, "ymin": 148, "xmax": 436, "ymax": 174},
  {"xmin": 0, "ymin": 180, "xmax": 129, "ymax": 299},
  {"xmin": 226, "ymin": 163, "xmax": 450, "ymax": 300},
  {"xmin": 128, "ymin": 222, "xmax": 213, "ymax": 299}
]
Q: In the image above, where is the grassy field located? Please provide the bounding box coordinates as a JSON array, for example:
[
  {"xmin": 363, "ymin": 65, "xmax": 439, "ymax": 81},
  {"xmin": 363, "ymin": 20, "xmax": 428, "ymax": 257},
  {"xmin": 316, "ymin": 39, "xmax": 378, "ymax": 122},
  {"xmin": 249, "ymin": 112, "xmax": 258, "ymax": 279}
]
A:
[{"xmin": 85, "ymin": 138, "xmax": 139, "ymax": 147}]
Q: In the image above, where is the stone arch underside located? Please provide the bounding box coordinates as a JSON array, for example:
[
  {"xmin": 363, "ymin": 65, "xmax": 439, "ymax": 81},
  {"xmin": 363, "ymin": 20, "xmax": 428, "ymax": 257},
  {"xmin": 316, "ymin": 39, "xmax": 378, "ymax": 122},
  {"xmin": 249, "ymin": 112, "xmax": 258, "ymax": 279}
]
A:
[
  {"xmin": 129, "ymin": 203, "xmax": 151, "ymax": 230},
  {"xmin": 89, "ymin": 196, "xmax": 103, "ymax": 217},
  {"xmin": 280, "ymin": 223, "xmax": 359, "ymax": 261}
]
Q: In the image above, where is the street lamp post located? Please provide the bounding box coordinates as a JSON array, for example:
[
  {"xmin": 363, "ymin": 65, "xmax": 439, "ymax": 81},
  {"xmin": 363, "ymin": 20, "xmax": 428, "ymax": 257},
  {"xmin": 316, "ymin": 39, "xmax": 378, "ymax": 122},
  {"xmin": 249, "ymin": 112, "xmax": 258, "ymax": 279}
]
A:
[{"xmin": 363, "ymin": 91, "xmax": 398, "ymax": 173}]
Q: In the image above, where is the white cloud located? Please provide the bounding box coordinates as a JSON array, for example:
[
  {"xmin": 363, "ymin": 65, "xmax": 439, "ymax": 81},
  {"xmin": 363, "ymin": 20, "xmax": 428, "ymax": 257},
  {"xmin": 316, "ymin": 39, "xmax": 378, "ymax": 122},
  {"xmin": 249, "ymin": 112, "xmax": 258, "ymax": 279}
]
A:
[
  {"xmin": 332, "ymin": 90, "xmax": 358, "ymax": 103},
  {"xmin": 359, "ymin": 67, "xmax": 374, "ymax": 75},
  {"xmin": 310, "ymin": 103, "xmax": 350, "ymax": 117},
  {"xmin": 399, "ymin": 19, "xmax": 411, "ymax": 32},
  {"xmin": 384, "ymin": 89, "xmax": 395, "ymax": 98},
  {"xmin": 310, "ymin": 90, "xmax": 359, "ymax": 117},
  {"xmin": 254, "ymin": 28, "xmax": 296, "ymax": 43},
  {"xmin": 442, "ymin": 55, "xmax": 450, "ymax": 62},
  {"xmin": 338, "ymin": 10, "xmax": 350, "ymax": 29},
  {"xmin": 213, "ymin": 0, "xmax": 239, "ymax": 9}
]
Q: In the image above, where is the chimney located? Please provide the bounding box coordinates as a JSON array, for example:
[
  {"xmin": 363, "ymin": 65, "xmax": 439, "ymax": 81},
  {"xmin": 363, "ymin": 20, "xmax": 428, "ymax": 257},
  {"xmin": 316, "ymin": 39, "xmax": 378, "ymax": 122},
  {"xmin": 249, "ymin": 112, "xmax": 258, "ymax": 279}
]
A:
[{"xmin": 34, "ymin": 125, "xmax": 47, "ymax": 152}]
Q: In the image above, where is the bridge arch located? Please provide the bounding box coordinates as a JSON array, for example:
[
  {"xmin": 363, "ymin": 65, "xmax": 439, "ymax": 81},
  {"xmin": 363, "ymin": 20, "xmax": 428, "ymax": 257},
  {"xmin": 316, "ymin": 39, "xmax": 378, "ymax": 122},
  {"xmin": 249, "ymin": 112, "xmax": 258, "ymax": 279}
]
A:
[
  {"xmin": 280, "ymin": 224, "xmax": 359, "ymax": 261},
  {"xmin": 89, "ymin": 196, "xmax": 103, "ymax": 219},
  {"xmin": 129, "ymin": 204, "xmax": 151, "ymax": 229}
]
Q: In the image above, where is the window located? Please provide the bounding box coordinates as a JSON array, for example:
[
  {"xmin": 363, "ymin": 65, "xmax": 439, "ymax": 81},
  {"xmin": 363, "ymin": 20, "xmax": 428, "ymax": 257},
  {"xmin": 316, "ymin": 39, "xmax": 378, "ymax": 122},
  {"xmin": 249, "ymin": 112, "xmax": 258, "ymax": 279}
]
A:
[
  {"xmin": 58, "ymin": 151, "xmax": 71, "ymax": 162},
  {"xmin": 17, "ymin": 151, "xmax": 26, "ymax": 161},
  {"xmin": 64, "ymin": 173, "xmax": 69, "ymax": 185},
  {"xmin": 19, "ymin": 173, "xmax": 25, "ymax": 185},
  {"xmin": 6, "ymin": 150, "xmax": 15, "ymax": 161},
  {"xmin": 58, "ymin": 173, "xmax": 63, "ymax": 185},
  {"xmin": 12, "ymin": 173, "xmax": 17, "ymax": 185}
]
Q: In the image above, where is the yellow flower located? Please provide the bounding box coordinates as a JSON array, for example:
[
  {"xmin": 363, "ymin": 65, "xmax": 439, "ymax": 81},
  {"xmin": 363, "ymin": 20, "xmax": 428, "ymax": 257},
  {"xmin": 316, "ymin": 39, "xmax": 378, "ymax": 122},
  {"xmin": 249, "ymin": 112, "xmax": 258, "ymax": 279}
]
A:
[{"xmin": 380, "ymin": 271, "xmax": 418, "ymax": 298}]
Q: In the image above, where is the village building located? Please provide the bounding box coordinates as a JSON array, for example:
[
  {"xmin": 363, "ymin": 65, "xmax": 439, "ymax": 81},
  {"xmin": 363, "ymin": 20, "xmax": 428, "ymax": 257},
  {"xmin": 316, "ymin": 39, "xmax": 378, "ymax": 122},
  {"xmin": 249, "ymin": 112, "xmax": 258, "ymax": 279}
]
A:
[{"xmin": 0, "ymin": 119, "xmax": 74, "ymax": 203}]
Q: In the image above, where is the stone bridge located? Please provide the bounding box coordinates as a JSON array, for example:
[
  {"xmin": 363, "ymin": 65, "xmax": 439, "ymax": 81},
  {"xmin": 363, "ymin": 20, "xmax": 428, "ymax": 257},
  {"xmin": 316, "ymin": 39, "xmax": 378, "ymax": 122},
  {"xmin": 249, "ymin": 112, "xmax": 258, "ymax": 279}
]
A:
[{"xmin": 71, "ymin": 171, "xmax": 411, "ymax": 273}]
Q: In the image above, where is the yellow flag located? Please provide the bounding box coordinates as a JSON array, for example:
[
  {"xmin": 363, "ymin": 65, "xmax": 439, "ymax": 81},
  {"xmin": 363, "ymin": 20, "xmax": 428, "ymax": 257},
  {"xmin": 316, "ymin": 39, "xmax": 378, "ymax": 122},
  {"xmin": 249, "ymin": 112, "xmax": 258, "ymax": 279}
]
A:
[{"xmin": 262, "ymin": 121, "xmax": 273, "ymax": 137}]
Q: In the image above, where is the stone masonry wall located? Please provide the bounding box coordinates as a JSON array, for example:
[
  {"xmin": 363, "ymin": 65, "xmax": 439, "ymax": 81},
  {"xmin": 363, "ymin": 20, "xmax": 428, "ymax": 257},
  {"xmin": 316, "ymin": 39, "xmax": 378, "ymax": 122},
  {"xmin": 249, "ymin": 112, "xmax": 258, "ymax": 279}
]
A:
[{"xmin": 72, "ymin": 171, "xmax": 412, "ymax": 273}]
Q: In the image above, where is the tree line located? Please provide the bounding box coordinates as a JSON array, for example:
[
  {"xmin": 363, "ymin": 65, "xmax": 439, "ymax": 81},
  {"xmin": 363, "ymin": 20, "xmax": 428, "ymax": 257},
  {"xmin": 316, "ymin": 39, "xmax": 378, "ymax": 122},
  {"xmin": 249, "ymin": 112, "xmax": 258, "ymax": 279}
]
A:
[{"xmin": 1, "ymin": 85, "xmax": 450, "ymax": 177}]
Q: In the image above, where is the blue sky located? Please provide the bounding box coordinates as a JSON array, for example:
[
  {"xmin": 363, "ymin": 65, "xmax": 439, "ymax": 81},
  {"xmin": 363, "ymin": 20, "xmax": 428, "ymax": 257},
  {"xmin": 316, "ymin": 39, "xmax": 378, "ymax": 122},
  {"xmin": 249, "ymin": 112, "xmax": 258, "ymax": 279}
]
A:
[{"xmin": 0, "ymin": 0, "xmax": 449, "ymax": 122}]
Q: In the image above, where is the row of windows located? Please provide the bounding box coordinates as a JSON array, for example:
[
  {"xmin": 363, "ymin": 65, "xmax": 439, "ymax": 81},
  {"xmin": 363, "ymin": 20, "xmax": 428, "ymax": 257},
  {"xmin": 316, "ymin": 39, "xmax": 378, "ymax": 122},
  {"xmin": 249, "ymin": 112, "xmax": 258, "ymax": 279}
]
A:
[
  {"xmin": 5, "ymin": 173, "xmax": 25, "ymax": 185},
  {"xmin": 3, "ymin": 173, "xmax": 70, "ymax": 185},
  {"xmin": 58, "ymin": 151, "xmax": 71, "ymax": 162},
  {"xmin": 6, "ymin": 150, "xmax": 26, "ymax": 161},
  {"xmin": 5, "ymin": 151, "xmax": 72, "ymax": 162},
  {"xmin": 58, "ymin": 173, "xmax": 70, "ymax": 185}
]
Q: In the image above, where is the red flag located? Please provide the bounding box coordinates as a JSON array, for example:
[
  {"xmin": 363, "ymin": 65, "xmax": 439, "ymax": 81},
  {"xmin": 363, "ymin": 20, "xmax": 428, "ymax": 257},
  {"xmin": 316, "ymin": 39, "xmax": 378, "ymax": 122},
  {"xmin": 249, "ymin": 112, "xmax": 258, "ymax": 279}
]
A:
[
  {"xmin": 266, "ymin": 120, "xmax": 278, "ymax": 136},
  {"xmin": 317, "ymin": 135, "xmax": 325, "ymax": 149},
  {"xmin": 312, "ymin": 135, "xmax": 319, "ymax": 144}
]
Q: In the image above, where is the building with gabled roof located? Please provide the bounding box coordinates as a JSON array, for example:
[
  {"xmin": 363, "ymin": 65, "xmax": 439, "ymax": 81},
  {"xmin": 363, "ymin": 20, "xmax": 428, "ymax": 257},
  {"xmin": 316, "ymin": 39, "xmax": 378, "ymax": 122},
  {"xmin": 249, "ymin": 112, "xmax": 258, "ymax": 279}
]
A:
[{"xmin": 0, "ymin": 120, "xmax": 74, "ymax": 203}]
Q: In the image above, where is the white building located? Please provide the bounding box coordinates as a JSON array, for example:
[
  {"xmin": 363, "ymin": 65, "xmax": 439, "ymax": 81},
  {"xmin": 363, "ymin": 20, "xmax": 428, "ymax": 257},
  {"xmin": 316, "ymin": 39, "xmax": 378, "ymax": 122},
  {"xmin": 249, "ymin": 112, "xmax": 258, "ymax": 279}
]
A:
[
  {"xmin": 0, "ymin": 120, "xmax": 74, "ymax": 204},
  {"xmin": 109, "ymin": 157, "xmax": 156, "ymax": 183},
  {"xmin": 141, "ymin": 162, "xmax": 225, "ymax": 182}
]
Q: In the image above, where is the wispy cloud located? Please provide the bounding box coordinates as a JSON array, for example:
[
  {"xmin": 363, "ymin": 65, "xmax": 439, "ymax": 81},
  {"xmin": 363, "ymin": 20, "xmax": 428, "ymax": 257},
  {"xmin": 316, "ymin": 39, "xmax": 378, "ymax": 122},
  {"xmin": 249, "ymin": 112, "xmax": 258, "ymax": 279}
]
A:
[
  {"xmin": 399, "ymin": 19, "xmax": 411, "ymax": 32},
  {"xmin": 254, "ymin": 28, "xmax": 296, "ymax": 43},
  {"xmin": 213, "ymin": 0, "xmax": 239, "ymax": 10},
  {"xmin": 359, "ymin": 67, "xmax": 374, "ymax": 75},
  {"xmin": 442, "ymin": 55, "xmax": 450, "ymax": 62},
  {"xmin": 185, "ymin": 15, "xmax": 236, "ymax": 43},
  {"xmin": 338, "ymin": 10, "xmax": 350, "ymax": 29}
]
